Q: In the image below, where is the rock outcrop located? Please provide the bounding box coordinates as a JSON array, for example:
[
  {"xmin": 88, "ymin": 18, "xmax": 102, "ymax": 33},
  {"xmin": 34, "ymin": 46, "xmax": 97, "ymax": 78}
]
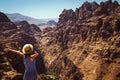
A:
[
  {"xmin": 57, "ymin": 9, "xmax": 76, "ymax": 28},
  {"xmin": 40, "ymin": 0, "xmax": 120, "ymax": 80},
  {"xmin": 0, "ymin": 12, "xmax": 11, "ymax": 22},
  {"xmin": 57, "ymin": 0, "xmax": 120, "ymax": 28},
  {"xmin": 0, "ymin": 12, "xmax": 46, "ymax": 80}
]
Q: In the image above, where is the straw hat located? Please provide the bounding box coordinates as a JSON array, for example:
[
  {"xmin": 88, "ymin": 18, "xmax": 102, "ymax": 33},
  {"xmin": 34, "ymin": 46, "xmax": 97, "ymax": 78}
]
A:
[{"xmin": 22, "ymin": 44, "xmax": 33, "ymax": 54}]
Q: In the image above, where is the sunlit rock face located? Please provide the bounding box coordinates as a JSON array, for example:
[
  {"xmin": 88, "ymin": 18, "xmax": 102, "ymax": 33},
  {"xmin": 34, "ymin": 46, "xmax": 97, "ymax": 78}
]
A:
[{"xmin": 40, "ymin": 0, "xmax": 120, "ymax": 80}]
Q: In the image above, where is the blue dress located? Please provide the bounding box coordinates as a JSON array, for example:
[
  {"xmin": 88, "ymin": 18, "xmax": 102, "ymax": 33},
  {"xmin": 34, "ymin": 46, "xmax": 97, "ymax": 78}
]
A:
[{"xmin": 23, "ymin": 56, "xmax": 37, "ymax": 80}]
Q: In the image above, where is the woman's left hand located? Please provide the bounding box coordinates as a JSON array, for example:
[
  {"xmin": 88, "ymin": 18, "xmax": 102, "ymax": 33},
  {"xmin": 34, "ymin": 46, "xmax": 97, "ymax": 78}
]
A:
[{"xmin": 3, "ymin": 48, "xmax": 10, "ymax": 52}]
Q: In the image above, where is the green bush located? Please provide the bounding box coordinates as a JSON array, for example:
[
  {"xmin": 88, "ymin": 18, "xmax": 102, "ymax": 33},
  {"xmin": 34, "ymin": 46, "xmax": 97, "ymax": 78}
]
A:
[{"xmin": 41, "ymin": 72, "xmax": 58, "ymax": 80}]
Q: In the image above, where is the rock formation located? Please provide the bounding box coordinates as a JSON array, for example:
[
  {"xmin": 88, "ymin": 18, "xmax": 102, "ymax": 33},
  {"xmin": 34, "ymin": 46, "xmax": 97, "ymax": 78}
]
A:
[
  {"xmin": 40, "ymin": 0, "xmax": 120, "ymax": 80},
  {"xmin": 0, "ymin": 12, "xmax": 11, "ymax": 22},
  {"xmin": 0, "ymin": 12, "xmax": 46, "ymax": 80},
  {"xmin": 0, "ymin": 0, "xmax": 120, "ymax": 80}
]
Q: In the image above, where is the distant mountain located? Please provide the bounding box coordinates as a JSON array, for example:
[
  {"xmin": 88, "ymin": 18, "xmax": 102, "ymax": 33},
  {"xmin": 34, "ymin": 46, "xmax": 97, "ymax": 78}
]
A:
[
  {"xmin": 6, "ymin": 13, "xmax": 46, "ymax": 25},
  {"xmin": 43, "ymin": 18, "xmax": 58, "ymax": 22},
  {"xmin": 38, "ymin": 20, "xmax": 57, "ymax": 26},
  {"xmin": 47, "ymin": 20, "xmax": 57, "ymax": 26},
  {"xmin": 38, "ymin": 20, "xmax": 57, "ymax": 31}
]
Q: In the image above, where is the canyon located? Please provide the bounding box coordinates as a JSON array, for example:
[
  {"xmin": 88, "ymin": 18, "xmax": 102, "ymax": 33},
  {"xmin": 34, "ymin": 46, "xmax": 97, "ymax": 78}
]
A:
[{"xmin": 0, "ymin": 0, "xmax": 120, "ymax": 80}]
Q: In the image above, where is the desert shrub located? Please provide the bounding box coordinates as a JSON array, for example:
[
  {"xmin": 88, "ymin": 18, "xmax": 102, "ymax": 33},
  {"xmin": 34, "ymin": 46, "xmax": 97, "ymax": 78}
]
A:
[{"xmin": 41, "ymin": 72, "xmax": 58, "ymax": 80}]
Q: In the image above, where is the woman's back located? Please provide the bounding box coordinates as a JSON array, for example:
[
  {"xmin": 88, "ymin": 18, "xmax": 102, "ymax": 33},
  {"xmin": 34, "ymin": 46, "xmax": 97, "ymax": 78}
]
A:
[{"xmin": 23, "ymin": 56, "xmax": 37, "ymax": 80}]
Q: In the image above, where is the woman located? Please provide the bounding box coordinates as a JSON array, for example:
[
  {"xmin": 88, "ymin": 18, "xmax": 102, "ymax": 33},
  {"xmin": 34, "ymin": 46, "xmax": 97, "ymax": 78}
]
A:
[{"xmin": 4, "ymin": 44, "xmax": 39, "ymax": 80}]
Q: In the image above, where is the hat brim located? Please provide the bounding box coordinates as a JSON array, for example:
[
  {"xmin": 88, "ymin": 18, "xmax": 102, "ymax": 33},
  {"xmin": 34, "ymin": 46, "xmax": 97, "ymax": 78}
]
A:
[{"xmin": 22, "ymin": 44, "xmax": 33, "ymax": 55}]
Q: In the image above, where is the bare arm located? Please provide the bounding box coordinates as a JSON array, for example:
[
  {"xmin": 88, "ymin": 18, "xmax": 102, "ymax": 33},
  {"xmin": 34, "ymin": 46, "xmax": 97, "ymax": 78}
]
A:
[
  {"xmin": 30, "ymin": 51, "xmax": 39, "ymax": 61},
  {"xmin": 4, "ymin": 48, "xmax": 24, "ymax": 57}
]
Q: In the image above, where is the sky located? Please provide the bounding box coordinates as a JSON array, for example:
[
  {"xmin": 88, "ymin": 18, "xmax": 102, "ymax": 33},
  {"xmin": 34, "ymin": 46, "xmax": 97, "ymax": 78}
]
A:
[{"xmin": 0, "ymin": 0, "xmax": 120, "ymax": 19}]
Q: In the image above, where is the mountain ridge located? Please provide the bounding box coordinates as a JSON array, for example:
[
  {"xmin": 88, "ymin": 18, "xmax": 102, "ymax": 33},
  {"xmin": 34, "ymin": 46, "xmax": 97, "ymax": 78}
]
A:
[
  {"xmin": 6, "ymin": 13, "xmax": 46, "ymax": 25},
  {"xmin": 6, "ymin": 13, "xmax": 58, "ymax": 25},
  {"xmin": 40, "ymin": 0, "xmax": 120, "ymax": 80}
]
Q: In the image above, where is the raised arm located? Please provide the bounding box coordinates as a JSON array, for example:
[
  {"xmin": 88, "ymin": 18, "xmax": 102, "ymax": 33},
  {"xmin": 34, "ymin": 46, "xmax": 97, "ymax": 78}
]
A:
[
  {"xmin": 30, "ymin": 51, "xmax": 39, "ymax": 61},
  {"xmin": 4, "ymin": 48, "xmax": 24, "ymax": 57}
]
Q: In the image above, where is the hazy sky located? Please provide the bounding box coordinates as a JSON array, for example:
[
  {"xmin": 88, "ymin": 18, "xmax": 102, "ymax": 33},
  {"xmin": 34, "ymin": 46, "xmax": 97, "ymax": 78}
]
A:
[{"xmin": 0, "ymin": 0, "xmax": 119, "ymax": 19}]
